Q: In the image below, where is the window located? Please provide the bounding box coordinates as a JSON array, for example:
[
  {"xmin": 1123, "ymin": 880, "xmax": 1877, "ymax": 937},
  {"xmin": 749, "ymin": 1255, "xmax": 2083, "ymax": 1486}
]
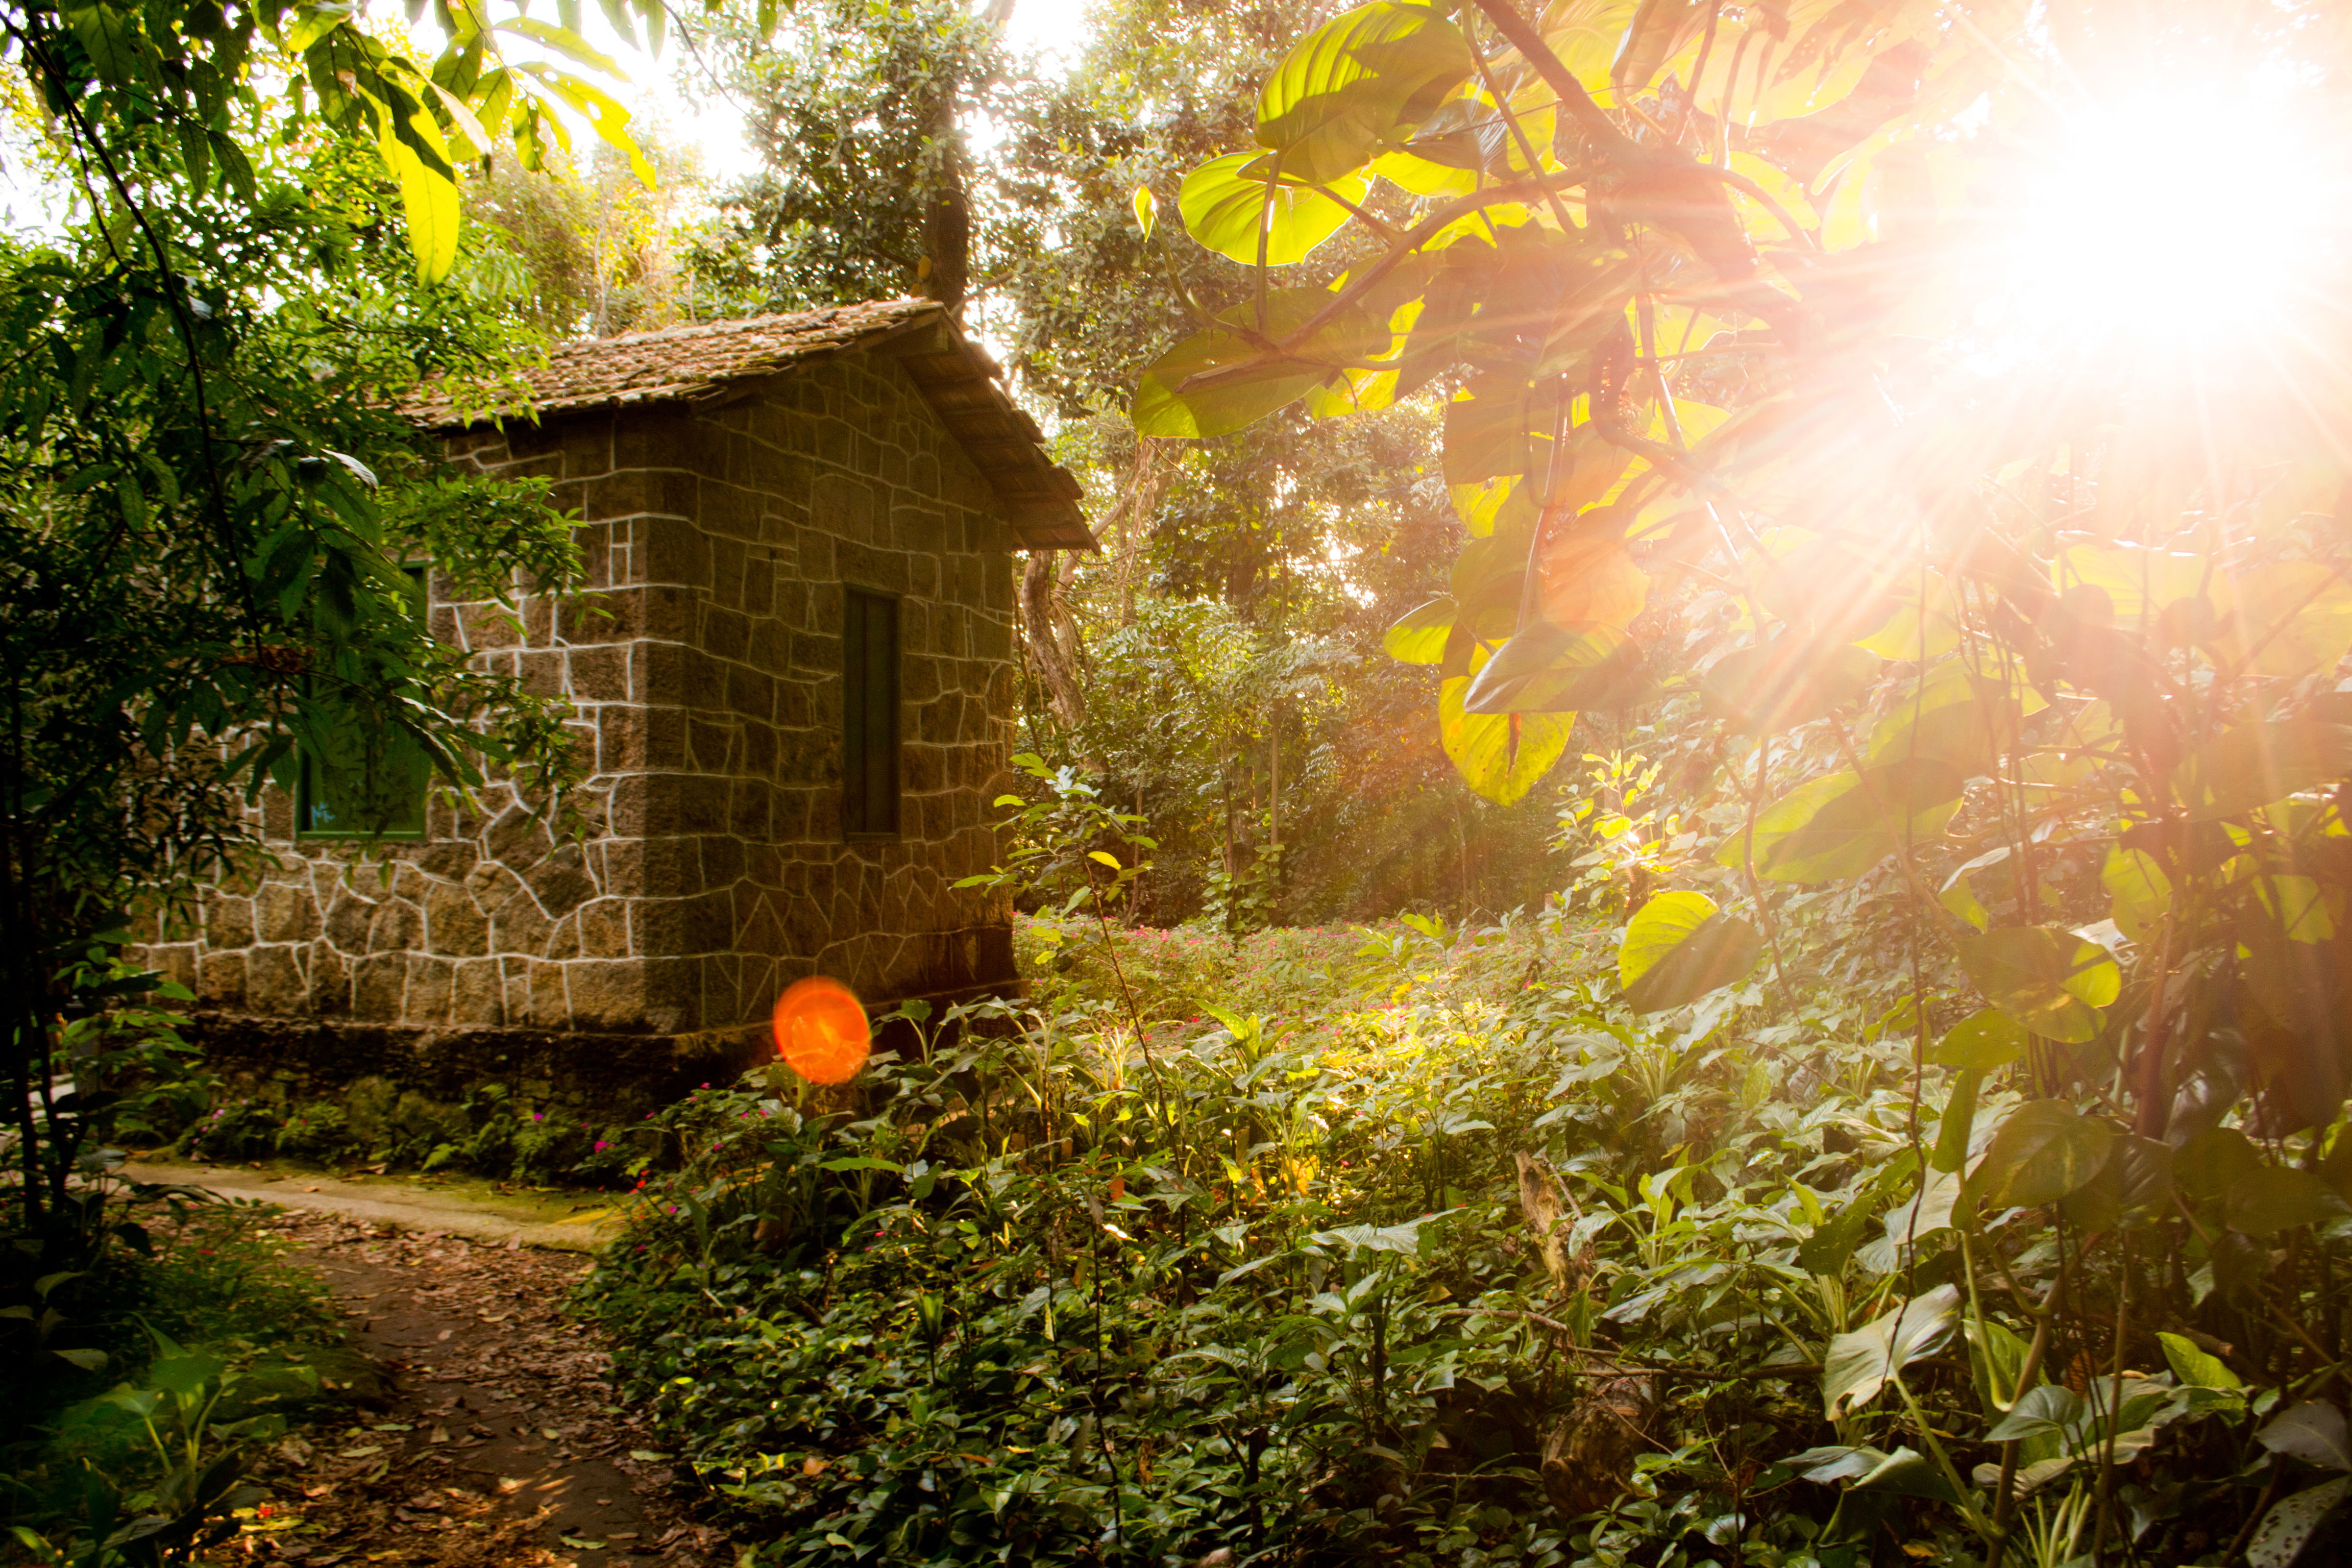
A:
[
  {"xmin": 297, "ymin": 566, "xmax": 430, "ymax": 839},
  {"xmin": 841, "ymin": 587, "xmax": 900, "ymax": 838}
]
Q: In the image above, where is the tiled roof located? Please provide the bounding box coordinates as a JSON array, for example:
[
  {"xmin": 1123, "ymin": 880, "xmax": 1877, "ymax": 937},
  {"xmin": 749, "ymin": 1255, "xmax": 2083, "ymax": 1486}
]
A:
[{"xmin": 407, "ymin": 298, "xmax": 1094, "ymax": 550}]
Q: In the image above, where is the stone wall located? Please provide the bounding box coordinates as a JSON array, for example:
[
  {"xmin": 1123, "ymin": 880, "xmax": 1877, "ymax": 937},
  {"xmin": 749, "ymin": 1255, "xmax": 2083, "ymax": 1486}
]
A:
[{"xmin": 137, "ymin": 346, "xmax": 1021, "ymax": 1114}]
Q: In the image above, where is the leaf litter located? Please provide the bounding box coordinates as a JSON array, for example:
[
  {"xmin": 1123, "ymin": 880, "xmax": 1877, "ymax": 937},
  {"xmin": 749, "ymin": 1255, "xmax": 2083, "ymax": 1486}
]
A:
[{"xmin": 234, "ymin": 1210, "xmax": 732, "ymax": 1566}]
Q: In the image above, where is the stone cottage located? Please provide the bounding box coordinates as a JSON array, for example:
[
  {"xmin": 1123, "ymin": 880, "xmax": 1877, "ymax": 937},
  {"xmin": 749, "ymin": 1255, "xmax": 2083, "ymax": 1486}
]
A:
[{"xmin": 143, "ymin": 298, "xmax": 1092, "ymax": 1115}]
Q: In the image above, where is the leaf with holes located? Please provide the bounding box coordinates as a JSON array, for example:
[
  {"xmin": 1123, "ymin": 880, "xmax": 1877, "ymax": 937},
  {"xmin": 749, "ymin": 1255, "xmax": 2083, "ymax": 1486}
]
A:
[{"xmin": 2247, "ymin": 1478, "xmax": 2350, "ymax": 1568}]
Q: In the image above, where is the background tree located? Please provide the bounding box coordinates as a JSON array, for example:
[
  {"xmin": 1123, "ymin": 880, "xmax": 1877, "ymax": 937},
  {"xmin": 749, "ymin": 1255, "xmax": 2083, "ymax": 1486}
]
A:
[{"xmin": 0, "ymin": 0, "xmax": 659, "ymax": 1265}]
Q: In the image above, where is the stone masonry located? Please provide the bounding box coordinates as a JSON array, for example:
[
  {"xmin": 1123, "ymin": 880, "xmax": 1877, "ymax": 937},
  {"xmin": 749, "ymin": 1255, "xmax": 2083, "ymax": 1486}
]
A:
[{"xmin": 136, "ymin": 302, "xmax": 1091, "ymax": 1115}]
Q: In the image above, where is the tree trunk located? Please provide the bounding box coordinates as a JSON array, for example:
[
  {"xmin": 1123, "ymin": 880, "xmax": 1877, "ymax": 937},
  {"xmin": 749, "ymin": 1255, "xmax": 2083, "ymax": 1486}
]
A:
[
  {"xmin": 919, "ymin": 0, "xmax": 1016, "ymax": 317},
  {"xmin": 1020, "ymin": 550, "xmax": 1085, "ymax": 730}
]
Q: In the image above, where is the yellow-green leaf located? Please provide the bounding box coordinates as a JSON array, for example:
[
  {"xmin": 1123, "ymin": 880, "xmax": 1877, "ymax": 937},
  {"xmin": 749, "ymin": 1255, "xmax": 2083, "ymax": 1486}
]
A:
[
  {"xmin": 1133, "ymin": 290, "xmax": 1370, "ymax": 438},
  {"xmin": 1955, "ymin": 926, "xmax": 2119, "ymax": 1043},
  {"xmin": 1179, "ymin": 153, "xmax": 1368, "ymax": 265},
  {"xmin": 1972, "ymin": 1100, "xmax": 2117, "ymax": 1209},
  {"xmin": 1619, "ymin": 893, "xmax": 1763, "ymax": 1012},
  {"xmin": 2212, "ymin": 562, "xmax": 2352, "ymax": 677},
  {"xmin": 1439, "ymin": 674, "xmax": 1571, "ymax": 804},
  {"xmin": 1716, "ymin": 760, "xmax": 1965, "ymax": 884},
  {"xmin": 1383, "ymin": 597, "xmax": 1455, "ymax": 664},
  {"xmin": 1255, "ymin": 1, "xmax": 1473, "ymax": 185},
  {"xmin": 2169, "ymin": 720, "xmax": 2352, "ymax": 823}
]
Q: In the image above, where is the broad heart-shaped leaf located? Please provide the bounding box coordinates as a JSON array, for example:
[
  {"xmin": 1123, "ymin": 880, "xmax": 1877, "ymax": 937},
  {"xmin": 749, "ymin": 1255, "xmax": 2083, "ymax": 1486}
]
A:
[
  {"xmin": 1383, "ymin": 597, "xmax": 1454, "ymax": 664},
  {"xmin": 1133, "ymin": 291, "xmax": 1372, "ymax": 438},
  {"xmin": 1792, "ymin": 1446, "xmax": 1962, "ymax": 1505},
  {"xmin": 1619, "ymin": 896, "xmax": 1763, "ymax": 1013},
  {"xmin": 1983, "ymin": 1383, "xmax": 2087, "ymax": 1444},
  {"xmin": 2058, "ymin": 1134, "xmax": 2173, "ymax": 1232},
  {"xmin": 2169, "ymin": 720, "xmax": 2352, "ymax": 823},
  {"xmin": 2160, "ymin": 1332, "xmax": 2245, "ymax": 1391},
  {"xmin": 1822, "ymin": 1284, "xmax": 1961, "ymax": 1419},
  {"xmin": 1954, "ymin": 926, "xmax": 2120, "ymax": 1043},
  {"xmin": 2212, "ymin": 561, "xmax": 2352, "ymax": 678},
  {"xmin": 2227, "ymin": 1161, "xmax": 2334, "ymax": 1237},
  {"xmin": 1539, "ymin": 532, "xmax": 1651, "ymax": 630},
  {"xmin": 1256, "ymin": 2, "xmax": 1472, "ymax": 185},
  {"xmin": 1461, "ymin": 622, "xmax": 1653, "ymax": 714},
  {"xmin": 1439, "ymin": 674, "xmax": 1572, "ymax": 804},
  {"xmin": 1866, "ymin": 658, "xmax": 2007, "ymax": 775},
  {"xmin": 1931, "ymin": 1009, "xmax": 2028, "ymax": 1071},
  {"xmin": 1699, "ymin": 637, "xmax": 1879, "ymax": 734},
  {"xmin": 1717, "ymin": 759, "xmax": 1965, "ymax": 884},
  {"xmin": 1620, "ymin": 891, "xmax": 1715, "ymax": 987},
  {"xmin": 1179, "ymin": 153, "xmax": 1370, "ymax": 265},
  {"xmin": 1972, "ymin": 1100, "xmax": 2117, "ymax": 1210},
  {"xmin": 1612, "ymin": 0, "xmax": 1708, "ymax": 92},
  {"xmin": 2247, "ymin": 1477, "xmax": 2351, "ymax": 1568},
  {"xmin": 2260, "ymin": 1401, "xmax": 2352, "ymax": 1472},
  {"xmin": 1444, "ymin": 374, "xmax": 1570, "ymax": 487}
]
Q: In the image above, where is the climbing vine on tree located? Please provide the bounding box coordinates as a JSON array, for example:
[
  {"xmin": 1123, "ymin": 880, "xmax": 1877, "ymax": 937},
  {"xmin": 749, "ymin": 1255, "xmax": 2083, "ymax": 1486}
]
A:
[{"xmin": 1142, "ymin": 0, "xmax": 2352, "ymax": 1559}]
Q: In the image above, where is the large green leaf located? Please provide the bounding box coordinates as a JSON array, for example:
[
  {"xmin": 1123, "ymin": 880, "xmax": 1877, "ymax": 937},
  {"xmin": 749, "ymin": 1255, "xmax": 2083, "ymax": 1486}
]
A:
[
  {"xmin": 1179, "ymin": 153, "xmax": 1370, "ymax": 265},
  {"xmin": 1255, "ymin": 2, "xmax": 1473, "ymax": 185},
  {"xmin": 2213, "ymin": 562, "xmax": 2352, "ymax": 678},
  {"xmin": 1699, "ymin": 636, "xmax": 1878, "ymax": 733},
  {"xmin": 2058, "ymin": 1135, "xmax": 2173, "ymax": 1232},
  {"xmin": 1611, "ymin": 0, "xmax": 1707, "ymax": 92},
  {"xmin": 2159, "ymin": 1332, "xmax": 2244, "ymax": 1391},
  {"xmin": 1931, "ymin": 1009, "xmax": 2028, "ymax": 1071},
  {"xmin": 2258, "ymin": 1402, "xmax": 2352, "ymax": 1472},
  {"xmin": 1972, "ymin": 1100, "xmax": 2116, "ymax": 1210},
  {"xmin": 1716, "ymin": 759, "xmax": 1965, "ymax": 884},
  {"xmin": 2170, "ymin": 720, "xmax": 2352, "ymax": 823},
  {"xmin": 1823, "ymin": 1284, "xmax": 1961, "ymax": 1419},
  {"xmin": 1619, "ymin": 892, "xmax": 1763, "ymax": 1012},
  {"xmin": 1383, "ymin": 597, "xmax": 1455, "ymax": 664},
  {"xmin": 1461, "ymin": 621, "xmax": 1653, "ymax": 714},
  {"xmin": 1439, "ymin": 673, "xmax": 1572, "ymax": 804},
  {"xmin": 1133, "ymin": 291, "xmax": 1370, "ymax": 438},
  {"xmin": 1954, "ymin": 926, "xmax": 2119, "ymax": 1043},
  {"xmin": 1866, "ymin": 658, "xmax": 2007, "ymax": 774}
]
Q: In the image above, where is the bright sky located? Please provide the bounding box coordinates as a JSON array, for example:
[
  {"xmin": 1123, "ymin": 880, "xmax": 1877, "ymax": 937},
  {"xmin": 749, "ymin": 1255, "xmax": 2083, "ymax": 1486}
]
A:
[{"xmin": 583, "ymin": 0, "xmax": 1100, "ymax": 187}]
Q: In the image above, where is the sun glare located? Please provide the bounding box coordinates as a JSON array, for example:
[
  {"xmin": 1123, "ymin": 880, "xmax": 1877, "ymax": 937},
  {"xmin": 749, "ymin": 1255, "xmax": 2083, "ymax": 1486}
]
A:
[{"xmin": 1995, "ymin": 77, "xmax": 2348, "ymax": 360}]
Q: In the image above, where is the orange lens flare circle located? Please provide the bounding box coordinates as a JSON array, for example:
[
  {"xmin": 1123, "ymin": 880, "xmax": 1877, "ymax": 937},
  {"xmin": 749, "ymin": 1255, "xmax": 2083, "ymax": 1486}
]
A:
[{"xmin": 771, "ymin": 976, "xmax": 871, "ymax": 1086}]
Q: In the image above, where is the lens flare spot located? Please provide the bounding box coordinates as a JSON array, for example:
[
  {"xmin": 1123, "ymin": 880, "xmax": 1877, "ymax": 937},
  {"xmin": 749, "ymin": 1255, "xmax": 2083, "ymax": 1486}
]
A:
[{"xmin": 771, "ymin": 976, "xmax": 870, "ymax": 1085}]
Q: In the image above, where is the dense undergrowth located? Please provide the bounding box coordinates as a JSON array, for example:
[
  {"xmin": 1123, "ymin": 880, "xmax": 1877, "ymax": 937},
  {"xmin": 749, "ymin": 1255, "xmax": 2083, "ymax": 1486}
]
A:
[
  {"xmin": 173, "ymin": 1075, "xmax": 649, "ymax": 1190},
  {"xmin": 2, "ymin": 1195, "xmax": 352, "ymax": 1565},
  {"xmin": 577, "ymin": 853, "xmax": 2352, "ymax": 1568}
]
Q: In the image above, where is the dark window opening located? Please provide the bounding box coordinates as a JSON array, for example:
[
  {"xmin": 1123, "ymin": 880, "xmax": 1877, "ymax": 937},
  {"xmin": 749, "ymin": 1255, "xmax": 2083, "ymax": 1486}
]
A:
[
  {"xmin": 842, "ymin": 587, "xmax": 901, "ymax": 838},
  {"xmin": 297, "ymin": 566, "xmax": 430, "ymax": 839}
]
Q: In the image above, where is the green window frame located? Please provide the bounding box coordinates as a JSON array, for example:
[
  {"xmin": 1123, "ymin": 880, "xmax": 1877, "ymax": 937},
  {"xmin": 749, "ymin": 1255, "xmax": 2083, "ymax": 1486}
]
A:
[
  {"xmin": 841, "ymin": 586, "xmax": 901, "ymax": 839},
  {"xmin": 296, "ymin": 565, "xmax": 431, "ymax": 840}
]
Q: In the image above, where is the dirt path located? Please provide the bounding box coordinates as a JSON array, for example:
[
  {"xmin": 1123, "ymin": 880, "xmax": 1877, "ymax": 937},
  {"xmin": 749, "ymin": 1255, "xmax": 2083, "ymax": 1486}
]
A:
[{"xmin": 241, "ymin": 1210, "xmax": 732, "ymax": 1568}]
